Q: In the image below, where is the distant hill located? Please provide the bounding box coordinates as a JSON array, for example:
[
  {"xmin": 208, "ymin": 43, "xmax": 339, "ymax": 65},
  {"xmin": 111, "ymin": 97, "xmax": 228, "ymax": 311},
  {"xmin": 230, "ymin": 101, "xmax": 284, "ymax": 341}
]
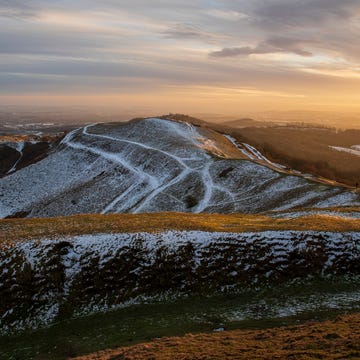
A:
[{"xmin": 223, "ymin": 118, "xmax": 269, "ymax": 128}]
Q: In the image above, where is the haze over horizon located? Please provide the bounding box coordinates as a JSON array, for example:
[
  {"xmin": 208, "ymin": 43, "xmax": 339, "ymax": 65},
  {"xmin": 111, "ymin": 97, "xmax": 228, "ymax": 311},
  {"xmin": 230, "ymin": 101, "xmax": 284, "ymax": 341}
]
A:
[{"xmin": 1, "ymin": 1, "xmax": 360, "ymax": 120}]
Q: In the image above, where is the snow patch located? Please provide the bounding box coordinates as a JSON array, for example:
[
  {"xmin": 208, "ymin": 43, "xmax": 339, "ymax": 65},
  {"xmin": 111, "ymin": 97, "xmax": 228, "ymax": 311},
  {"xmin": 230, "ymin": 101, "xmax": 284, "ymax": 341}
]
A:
[{"xmin": 330, "ymin": 145, "xmax": 360, "ymax": 157}]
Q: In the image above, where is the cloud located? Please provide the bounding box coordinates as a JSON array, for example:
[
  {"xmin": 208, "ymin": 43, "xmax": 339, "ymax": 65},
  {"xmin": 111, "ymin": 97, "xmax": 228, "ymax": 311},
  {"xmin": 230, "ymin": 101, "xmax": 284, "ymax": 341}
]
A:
[
  {"xmin": 252, "ymin": 0, "xmax": 360, "ymax": 28},
  {"xmin": 162, "ymin": 23, "xmax": 209, "ymax": 40},
  {"xmin": 0, "ymin": 28, "xmax": 115, "ymax": 57},
  {"xmin": 210, "ymin": 37, "xmax": 314, "ymax": 58},
  {"xmin": 205, "ymin": 9, "xmax": 248, "ymax": 21},
  {"xmin": 0, "ymin": 0, "xmax": 38, "ymax": 19},
  {"xmin": 0, "ymin": 0, "xmax": 359, "ymax": 112}
]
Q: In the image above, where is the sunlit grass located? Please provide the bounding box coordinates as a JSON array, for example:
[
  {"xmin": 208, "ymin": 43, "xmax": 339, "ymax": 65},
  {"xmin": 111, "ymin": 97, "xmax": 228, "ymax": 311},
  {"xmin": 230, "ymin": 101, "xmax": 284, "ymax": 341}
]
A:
[
  {"xmin": 1, "ymin": 210, "xmax": 359, "ymax": 247},
  {"xmin": 72, "ymin": 313, "xmax": 360, "ymax": 360}
]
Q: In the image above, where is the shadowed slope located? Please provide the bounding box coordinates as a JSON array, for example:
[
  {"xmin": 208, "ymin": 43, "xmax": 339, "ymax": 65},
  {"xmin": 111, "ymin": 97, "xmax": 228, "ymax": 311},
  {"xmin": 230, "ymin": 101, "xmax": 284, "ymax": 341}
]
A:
[{"xmin": 1, "ymin": 211, "xmax": 360, "ymax": 334}]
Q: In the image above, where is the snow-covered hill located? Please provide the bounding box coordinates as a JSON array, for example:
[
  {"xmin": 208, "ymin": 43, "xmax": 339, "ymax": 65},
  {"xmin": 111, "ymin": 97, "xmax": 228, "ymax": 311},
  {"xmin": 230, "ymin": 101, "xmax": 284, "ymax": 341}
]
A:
[
  {"xmin": 1, "ymin": 229, "xmax": 359, "ymax": 333},
  {"xmin": 0, "ymin": 118, "xmax": 359, "ymax": 218}
]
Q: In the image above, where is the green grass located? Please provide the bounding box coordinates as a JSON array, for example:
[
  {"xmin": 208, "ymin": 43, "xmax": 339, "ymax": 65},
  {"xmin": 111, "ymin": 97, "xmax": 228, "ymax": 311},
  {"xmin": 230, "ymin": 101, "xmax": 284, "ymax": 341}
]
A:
[{"xmin": 1, "ymin": 277, "xmax": 360, "ymax": 360}]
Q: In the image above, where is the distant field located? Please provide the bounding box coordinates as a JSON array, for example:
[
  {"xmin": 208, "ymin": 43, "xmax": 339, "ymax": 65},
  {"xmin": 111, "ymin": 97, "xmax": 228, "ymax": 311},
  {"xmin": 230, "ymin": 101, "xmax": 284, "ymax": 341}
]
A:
[{"xmin": 1, "ymin": 210, "xmax": 360, "ymax": 246}]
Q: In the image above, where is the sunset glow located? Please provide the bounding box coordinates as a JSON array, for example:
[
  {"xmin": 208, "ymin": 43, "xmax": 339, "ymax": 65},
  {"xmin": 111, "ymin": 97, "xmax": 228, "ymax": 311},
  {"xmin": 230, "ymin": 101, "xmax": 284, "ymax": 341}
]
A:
[{"xmin": 1, "ymin": 1, "xmax": 360, "ymax": 115}]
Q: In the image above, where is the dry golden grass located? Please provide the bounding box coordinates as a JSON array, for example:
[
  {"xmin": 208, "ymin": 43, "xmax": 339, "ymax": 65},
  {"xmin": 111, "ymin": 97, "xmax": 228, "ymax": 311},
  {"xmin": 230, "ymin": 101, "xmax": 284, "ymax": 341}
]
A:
[
  {"xmin": 1, "ymin": 211, "xmax": 359, "ymax": 247},
  {"xmin": 270, "ymin": 206, "xmax": 360, "ymax": 214},
  {"xmin": 72, "ymin": 313, "xmax": 360, "ymax": 360},
  {"xmin": 196, "ymin": 126, "xmax": 247, "ymax": 159}
]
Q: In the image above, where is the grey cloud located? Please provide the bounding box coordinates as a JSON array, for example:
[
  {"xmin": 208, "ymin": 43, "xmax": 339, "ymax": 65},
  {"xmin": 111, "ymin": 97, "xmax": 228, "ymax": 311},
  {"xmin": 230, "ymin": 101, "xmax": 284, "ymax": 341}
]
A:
[
  {"xmin": 0, "ymin": 59, "xmax": 346, "ymax": 95},
  {"xmin": 0, "ymin": 28, "xmax": 122, "ymax": 57},
  {"xmin": 253, "ymin": 0, "xmax": 360, "ymax": 27},
  {"xmin": 210, "ymin": 37, "xmax": 314, "ymax": 57},
  {"xmin": 0, "ymin": 0, "xmax": 38, "ymax": 19},
  {"xmin": 210, "ymin": 46, "xmax": 254, "ymax": 57},
  {"xmin": 162, "ymin": 23, "xmax": 208, "ymax": 39},
  {"xmin": 0, "ymin": 0, "xmax": 200, "ymax": 21},
  {"xmin": 266, "ymin": 38, "xmax": 314, "ymax": 56},
  {"xmin": 0, "ymin": 54, "xmax": 255, "ymax": 84}
]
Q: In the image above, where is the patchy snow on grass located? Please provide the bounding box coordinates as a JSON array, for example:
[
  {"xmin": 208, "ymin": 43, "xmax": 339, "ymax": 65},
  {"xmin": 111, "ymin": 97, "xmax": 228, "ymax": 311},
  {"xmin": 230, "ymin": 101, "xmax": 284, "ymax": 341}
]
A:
[
  {"xmin": 1, "ymin": 118, "xmax": 359, "ymax": 219},
  {"xmin": 1, "ymin": 230, "xmax": 360, "ymax": 334},
  {"xmin": 269, "ymin": 209, "xmax": 360, "ymax": 219},
  {"xmin": 330, "ymin": 145, "xmax": 360, "ymax": 157}
]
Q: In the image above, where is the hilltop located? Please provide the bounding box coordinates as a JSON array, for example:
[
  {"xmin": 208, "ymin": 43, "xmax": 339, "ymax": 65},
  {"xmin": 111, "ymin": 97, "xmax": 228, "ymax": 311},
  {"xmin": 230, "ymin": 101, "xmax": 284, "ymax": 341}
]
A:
[{"xmin": 1, "ymin": 117, "xmax": 359, "ymax": 218}]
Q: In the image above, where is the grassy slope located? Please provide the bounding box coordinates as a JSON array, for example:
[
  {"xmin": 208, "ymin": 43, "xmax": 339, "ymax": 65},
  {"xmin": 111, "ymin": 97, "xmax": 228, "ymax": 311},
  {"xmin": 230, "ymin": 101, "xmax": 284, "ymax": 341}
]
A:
[
  {"xmin": 236, "ymin": 126, "xmax": 360, "ymax": 186},
  {"xmin": 1, "ymin": 210, "xmax": 360, "ymax": 247},
  {"xmin": 73, "ymin": 313, "xmax": 360, "ymax": 360},
  {"xmin": 1, "ymin": 209, "xmax": 359, "ymax": 359},
  {"xmin": 160, "ymin": 114, "xmax": 360, "ymax": 187}
]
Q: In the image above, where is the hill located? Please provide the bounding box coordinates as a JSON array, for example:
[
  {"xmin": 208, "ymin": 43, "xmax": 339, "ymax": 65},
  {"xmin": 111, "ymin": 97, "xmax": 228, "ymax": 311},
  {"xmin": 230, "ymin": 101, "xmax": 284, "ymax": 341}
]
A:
[
  {"xmin": 1, "ymin": 210, "xmax": 359, "ymax": 335},
  {"xmin": 1, "ymin": 117, "xmax": 359, "ymax": 218},
  {"xmin": 0, "ymin": 134, "xmax": 61, "ymax": 177},
  {"xmin": 213, "ymin": 122, "xmax": 360, "ymax": 187},
  {"xmin": 166, "ymin": 114, "xmax": 360, "ymax": 187}
]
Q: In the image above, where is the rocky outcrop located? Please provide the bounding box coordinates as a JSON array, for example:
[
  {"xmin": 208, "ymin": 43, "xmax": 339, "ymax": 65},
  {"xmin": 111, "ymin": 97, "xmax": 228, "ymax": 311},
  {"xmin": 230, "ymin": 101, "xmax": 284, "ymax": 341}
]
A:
[{"xmin": 1, "ymin": 230, "xmax": 359, "ymax": 334}]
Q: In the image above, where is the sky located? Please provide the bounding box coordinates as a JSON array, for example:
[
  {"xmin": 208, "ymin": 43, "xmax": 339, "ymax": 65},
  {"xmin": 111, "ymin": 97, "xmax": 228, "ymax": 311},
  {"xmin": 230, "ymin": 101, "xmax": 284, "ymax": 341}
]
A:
[{"xmin": 1, "ymin": 0, "xmax": 360, "ymax": 115}]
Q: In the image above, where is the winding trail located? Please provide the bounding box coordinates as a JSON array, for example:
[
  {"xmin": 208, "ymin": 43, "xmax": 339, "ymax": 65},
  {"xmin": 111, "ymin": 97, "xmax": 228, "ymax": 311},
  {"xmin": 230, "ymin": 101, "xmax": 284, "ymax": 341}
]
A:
[
  {"xmin": 194, "ymin": 162, "xmax": 213, "ymax": 213},
  {"xmin": 133, "ymin": 168, "xmax": 193, "ymax": 213},
  {"xmin": 64, "ymin": 139, "xmax": 158, "ymax": 187},
  {"xmin": 83, "ymin": 122, "xmax": 239, "ymax": 213},
  {"xmin": 7, "ymin": 142, "xmax": 25, "ymax": 174},
  {"xmin": 60, "ymin": 122, "xmax": 239, "ymax": 213},
  {"xmin": 101, "ymin": 182, "xmax": 141, "ymax": 214},
  {"xmin": 56, "ymin": 119, "xmax": 357, "ymax": 215},
  {"xmin": 83, "ymin": 125, "xmax": 195, "ymax": 170}
]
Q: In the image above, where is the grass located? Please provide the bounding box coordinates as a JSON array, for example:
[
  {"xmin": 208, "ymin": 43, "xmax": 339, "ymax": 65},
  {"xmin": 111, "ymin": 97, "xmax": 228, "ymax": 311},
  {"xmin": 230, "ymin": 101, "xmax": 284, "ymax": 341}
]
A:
[
  {"xmin": 1, "ymin": 207, "xmax": 359, "ymax": 359},
  {"xmin": 229, "ymin": 125, "xmax": 360, "ymax": 187},
  {"xmin": 1, "ymin": 277, "xmax": 360, "ymax": 360},
  {"xmin": 160, "ymin": 114, "xmax": 360, "ymax": 187},
  {"xmin": 268, "ymin": 206, "xmax": 360, "ymax": 214},
  {"xmin": 1, "ymin": 210, "xmax": 360, "ymax": 247},
  {"xmin": 72, "ymin": 313, "xmax": 360, "ymax": 360}
]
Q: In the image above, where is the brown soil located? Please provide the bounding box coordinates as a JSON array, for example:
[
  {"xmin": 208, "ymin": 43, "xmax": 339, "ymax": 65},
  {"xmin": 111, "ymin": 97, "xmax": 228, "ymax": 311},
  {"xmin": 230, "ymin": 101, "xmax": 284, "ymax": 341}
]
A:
[{"xmin": 72, "ymin": 313, "xmax": 360, "ymax": 360}]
